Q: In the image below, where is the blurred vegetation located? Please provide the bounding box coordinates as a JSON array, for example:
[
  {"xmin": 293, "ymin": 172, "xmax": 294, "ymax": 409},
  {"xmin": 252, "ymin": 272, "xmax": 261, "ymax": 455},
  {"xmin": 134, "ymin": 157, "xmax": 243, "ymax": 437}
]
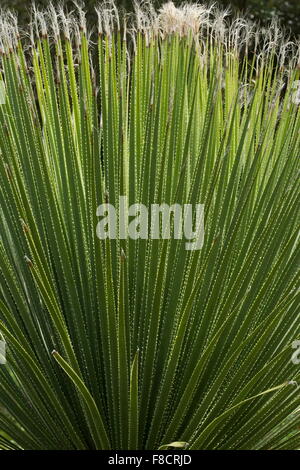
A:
[
  {"xmin": 0, "ymin": 0, "xmax": 299, "ymax": 36},
  {"xmin": 220, "ymin": 0, "xmax": 300, "ymax": 35}
]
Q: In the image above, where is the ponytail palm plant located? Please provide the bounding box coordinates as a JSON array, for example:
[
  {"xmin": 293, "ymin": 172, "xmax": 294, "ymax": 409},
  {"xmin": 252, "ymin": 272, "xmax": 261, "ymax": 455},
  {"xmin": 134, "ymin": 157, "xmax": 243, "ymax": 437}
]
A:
[{"xmin": 0, "ymin": 1, "xmax": 299, "ymax": 450}]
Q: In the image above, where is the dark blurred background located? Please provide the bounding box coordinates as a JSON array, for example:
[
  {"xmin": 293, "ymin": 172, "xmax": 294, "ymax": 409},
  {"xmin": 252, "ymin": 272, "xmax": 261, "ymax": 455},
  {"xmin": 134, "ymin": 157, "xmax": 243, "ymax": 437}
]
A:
[{"xmin": 0, "ymin": 0, "xmax": 299, "ymax": 36}]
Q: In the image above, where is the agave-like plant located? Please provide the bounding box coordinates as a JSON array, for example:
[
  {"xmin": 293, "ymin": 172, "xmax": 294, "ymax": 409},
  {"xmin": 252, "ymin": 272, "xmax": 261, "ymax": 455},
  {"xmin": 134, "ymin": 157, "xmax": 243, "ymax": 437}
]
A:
[{"xmin": 0, "ymin": 1, "xmax": 299, "ymax": 450}]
